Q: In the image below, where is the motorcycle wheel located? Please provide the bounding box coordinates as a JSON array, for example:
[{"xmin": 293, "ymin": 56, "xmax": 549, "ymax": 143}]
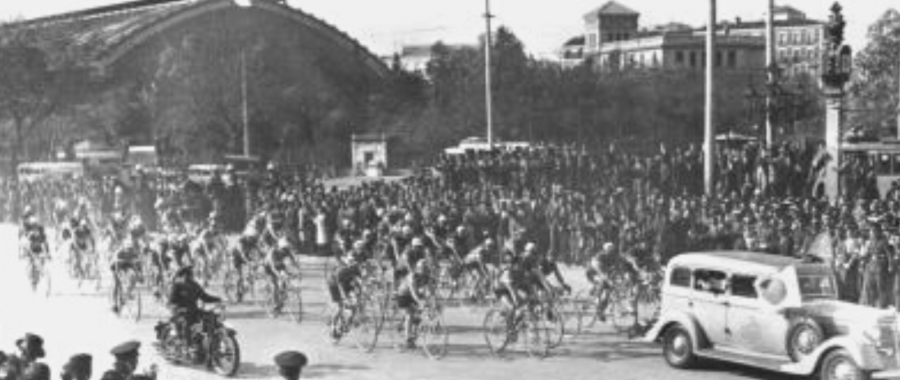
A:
[{"xmin": 210, "ymin": 330, "xmax": 241, "ymax": 377}]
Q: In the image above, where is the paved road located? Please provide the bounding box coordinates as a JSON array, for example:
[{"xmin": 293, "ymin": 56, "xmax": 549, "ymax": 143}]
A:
[{"xmin": 0, "ymin": 225, "xmax": 797, "ymax": 380}]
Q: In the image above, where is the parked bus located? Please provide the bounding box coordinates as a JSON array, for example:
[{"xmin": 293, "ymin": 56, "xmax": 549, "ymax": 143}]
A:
[{"xmin": 17, "ymin": 162, "xmax": 85, "ymax": 183}]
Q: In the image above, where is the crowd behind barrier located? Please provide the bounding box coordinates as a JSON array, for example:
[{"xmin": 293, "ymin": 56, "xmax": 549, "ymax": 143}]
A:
[{"xmin": 6, "ymin": 141, "xmax": 900, "ymax": 308}]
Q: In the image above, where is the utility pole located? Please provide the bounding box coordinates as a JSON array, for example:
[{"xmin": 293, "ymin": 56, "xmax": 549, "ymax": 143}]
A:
[
  {"xmin": 241, "ymin": 49, "xmax": 250, "ymax": 156},
  {"xmin": 765, "ymin": 0, "xmax": 776, "ymax": 146},
  {"xmin": 897, "ymin": 55, "xmax": 900, "ymax": 139},
  {"xmin": 484, "ymin": 0, "xmax": 494, "ymax": 148},
  {"xmin": 704, "ymin": 0, "xmax": 717, "ymax": 195}
]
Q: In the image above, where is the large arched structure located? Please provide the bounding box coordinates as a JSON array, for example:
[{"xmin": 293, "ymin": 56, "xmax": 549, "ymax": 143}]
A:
[{"xmin": 21, "ymin": 0, "xmax": 389, "ymax": 79}]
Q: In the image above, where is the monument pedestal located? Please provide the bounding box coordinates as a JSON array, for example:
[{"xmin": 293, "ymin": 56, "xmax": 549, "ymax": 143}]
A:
[{"xmin": 823, "ymin": 87, "xmax": 843, "ymax": 201}]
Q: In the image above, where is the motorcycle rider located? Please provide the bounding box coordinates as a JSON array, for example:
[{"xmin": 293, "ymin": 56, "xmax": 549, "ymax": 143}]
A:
[{"xmin": 166, "ymin": 266, "xmax": 222, "ymax": 362}]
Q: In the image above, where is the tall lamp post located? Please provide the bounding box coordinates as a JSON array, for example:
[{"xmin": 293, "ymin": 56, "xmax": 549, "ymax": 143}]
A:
[
  {"xmin": 704, "ymin": 0, "xmax": 717, "ymax": 196},
  {"xmin": 484, "ymin": 0, "xmax": 494, "ymax": 149},
  {"xmin": 821, "ymin": 2, "xmax": 852, "ymax": 200}
]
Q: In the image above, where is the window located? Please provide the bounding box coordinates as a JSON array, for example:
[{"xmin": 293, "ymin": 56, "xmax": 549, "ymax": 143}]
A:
[
  {"xmin": 779, "ymin": 32, "xmax": 788, "ymax": 45},
  {"xmin": 810, "ymin": 29, "xmax": 820, "ymax": 44},
  {"xmin": 879, "ymin": 154, "xmax": 892, "ymax": 175},
  {"xmin": 715, "ymin": 51, "xmax": 722, "ymax": 67},
  {"xmin": 675, "ymin": 51, "xmax": 685, "ymax": 64},
  {"xmin": 694, "ymin": 269, "xmax": 728, "ymax": 293},
  {"xmin": 793, "ymin": 31, "xmax": 801, "ymax": 44},
  {"xmin": 689, "ymin": 51, "xmax": 697, "ymax": 67},
  {"xmin": 588, "ymin": 33, "xmax": 598, "ymax": 48},
  {"xmin": 727, "ymin": 50, "xmax": 737, "ymax": 68},
  {"xmin": 670, "ymin": 267, "xmax": 691, "ymax": 287},
  {"xmin": 731, "ymin": 274, "xmax": 758, "ymax": 298}
]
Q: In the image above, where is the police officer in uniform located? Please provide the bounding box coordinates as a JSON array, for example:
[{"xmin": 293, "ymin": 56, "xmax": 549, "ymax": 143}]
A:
[
  {"xmin": 100, "ymin": 341, "xmax": 145, "ymax": 380},
  {"xmin": 273, "ymin": 351, "xmax": 308, "ymax": 380}
]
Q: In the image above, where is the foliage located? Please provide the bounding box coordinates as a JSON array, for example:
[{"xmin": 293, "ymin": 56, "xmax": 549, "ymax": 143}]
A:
[{"xmin": 850, "ymin": 9, "xmax": 900, "ymax": 134}]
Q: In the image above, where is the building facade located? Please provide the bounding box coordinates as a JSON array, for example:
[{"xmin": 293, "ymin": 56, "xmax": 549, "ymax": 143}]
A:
[{"xmin": 560, "ymin": 1, "xmax": 824, "ymax": 78}]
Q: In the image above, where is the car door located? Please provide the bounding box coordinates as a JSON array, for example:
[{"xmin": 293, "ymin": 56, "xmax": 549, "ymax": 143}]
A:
[
  {"xmin": 725, "ymin": 272, "xmax": 789, "ymax": 355},
  {"xmin": 690, "ymin": 268, "xmax": 730, "ymax": 347}
]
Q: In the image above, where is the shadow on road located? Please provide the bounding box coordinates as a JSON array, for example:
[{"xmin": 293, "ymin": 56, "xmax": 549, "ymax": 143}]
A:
[
  {"xmin": 303, "ymin": 363, "xmax": 371, "ymax": 379},
  {"xmin": 236, "ymin": 361, "xmax": 279, "ymax": 378},
  {"xmin": 687, "ymin": 359, "xmax": 806, "ymax": 380}
]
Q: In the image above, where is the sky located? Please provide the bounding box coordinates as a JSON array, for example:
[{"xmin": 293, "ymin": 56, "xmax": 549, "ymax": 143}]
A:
[{"xmin": 1, "ymin": 0, "xmax": 895, "ymax": 58}]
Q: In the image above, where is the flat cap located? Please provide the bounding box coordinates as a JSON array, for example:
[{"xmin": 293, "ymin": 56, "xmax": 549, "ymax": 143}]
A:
[
  {"xmin": 110, "ymin": 340, "xmax": 141, "ymax": 357},
  {"xmin": 63, "ymin": 353, "xmax": 92, "ymax": 373},
  {"xmin": 273, "ymin": 351, "xmax": 308, "ymax": 369}
]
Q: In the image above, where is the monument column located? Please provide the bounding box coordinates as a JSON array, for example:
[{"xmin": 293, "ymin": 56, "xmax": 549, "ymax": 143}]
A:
[{"xmin": 821, "ymin": 2, "xmax": 852, "ymax": 201}]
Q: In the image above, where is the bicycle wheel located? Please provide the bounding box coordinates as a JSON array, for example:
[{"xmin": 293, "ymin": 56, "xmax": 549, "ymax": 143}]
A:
[
  {"xmin": 285, "ymin": 278, "xmax": 303, "ymax": 323},
  {"xmin": 434, "ymin": 261, "xmax": 457, "ymax": 302},
  {"xmin": 41, "ymin": 264, "xmax": 52, "ymax": 298},
  {"xmin": 541, "ymin": 304, "xmax": 565, "ymax": 349},
  {"xmin": 482, "ymin": 307, "xmax": 510, "ymax": 355},
  {"xmin": 636, "ymin": 284, "xmax": 661, "ymax": 325},
  {"xmin": 523, "ymin": 311, "xmax": 551, "ymax": 358},
  {"xmin": 420, "ymin": 312, "xmax": 449, "ymax": 360},
  {"xmin": 223, "ymin": 269, "xmax": 239, "ymax": 304},
  {"xmin": 351, "ymin": 299, "xmax": 384, "ymax": 352},
  {"xmin": 608, "ymin": 287, "xmax": 636, "ymax": 333},
  {"xmin": 572, "ymin": 289, "xmax": 599, "ymax": 335}
]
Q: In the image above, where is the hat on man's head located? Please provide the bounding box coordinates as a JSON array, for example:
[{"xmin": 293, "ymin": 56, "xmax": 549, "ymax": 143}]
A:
[
  {"xmin": 16, "ymin": 333, "xmax": 45, "ymax": 359},
  {"xmin": 274, "ymin": 351, "xmax": 308, "ymax": 370},
  {"xmin": 62, "ymin": 353, "xmax": 92, "ymax": 376},
  {"xmin": 110, "ymin": 340, "xmax": 140, "ymax": 359}
]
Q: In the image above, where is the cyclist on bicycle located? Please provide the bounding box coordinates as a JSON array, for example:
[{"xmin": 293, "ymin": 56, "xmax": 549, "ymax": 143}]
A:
[
  {"xmin": 462, "ymin": 237, "xmax": 497, "ymax": 285},
  {"xmin": 265, "ymin": 237, "xmax": 300, "ymax": 312},
  {"xmin": 63, "ymin": 218, "xmax": 95, "ymax": 275},
  {"xmin": 520, "ymin": 243, "xmax": 571, "ymax": 296},
  {"xmin": 326, "ymin": 256, "xmax": 363, "ymax": 339},
  {"xmin": 395, "ymin": 260, "xmax": 433, "ymax": 349},
  {"xmin": 585, "ymin": 242, "xmax": 639, "ymax": 321},
  {"xmin": 111, "ymin": 237, "xmax": 142, "ymax": 314},
  {"xmin": 395, "ymin": 236, "xmax": 429, "ymax": 283},
  {"xmin": 494, "ymin": 243, "xmax": 537, "ymax": 317},
  {"xmin": 20, "ymin": 211, "xmax": 50, "ymax": 261}
]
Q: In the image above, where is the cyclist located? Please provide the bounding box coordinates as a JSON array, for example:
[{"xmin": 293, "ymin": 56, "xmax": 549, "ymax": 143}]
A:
[
  {"xmin": 20, "ymin": 210, "xmax": 50, "ymax": 261},
  {"xmin": 395, "ymin": 236, "xmax": 429, "ymax": 283},
  {"xmin": 521, "ymin": 243, "xmax": 571, "ymax": 296},
  {"xmin": 265, "ymin": 237, "xmax": 300, "ymax": 313},
  {"xmin": 326, "ymin": 256, "xmax": 363, "ymax": 339},
  {"xmin": 111, "ymin": 237, "xmax": 142, "ymax": 314},
  {"xmin": 395, "ymin": 260, "xmax": 433, "ymax": 349},
  {"xmin": 585, "ymin": 242, "xmax": 638, "ymax": 321},
  {"xmin": 493, "ymin": 244, "xmax": 537, "ymax": 338},
  {"xmin": 63, "ymin": 218, "xmax": 95, "ymax": 277},
  {"xmin": 460, "ymin": 237, "xmax": 498, "ymax": 291}
]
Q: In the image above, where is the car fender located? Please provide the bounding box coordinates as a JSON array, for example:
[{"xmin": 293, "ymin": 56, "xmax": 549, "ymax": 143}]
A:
[
  {"xmin": 784, "ymin": 335, "xmax": 885, "ymax": 375},
  {"xmin": 642, "ymin": 311, "xmax": 709, "ymax": 350}
]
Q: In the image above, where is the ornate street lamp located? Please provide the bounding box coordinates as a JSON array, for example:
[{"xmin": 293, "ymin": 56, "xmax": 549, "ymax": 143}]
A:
[{"xmin": 821, "ymin": 3, "xmax": 852, "ymax": 90}]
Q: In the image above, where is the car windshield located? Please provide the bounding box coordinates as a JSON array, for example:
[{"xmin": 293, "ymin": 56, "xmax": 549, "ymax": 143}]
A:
[{"xmin": 798, "ymin": 274, "xmax": 838, "ymax": 301}]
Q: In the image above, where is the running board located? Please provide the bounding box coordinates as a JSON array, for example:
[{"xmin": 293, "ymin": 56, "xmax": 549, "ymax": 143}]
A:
[{"xmin": 696, "ymin": 348, "xmax": 805, "ymax": 375}]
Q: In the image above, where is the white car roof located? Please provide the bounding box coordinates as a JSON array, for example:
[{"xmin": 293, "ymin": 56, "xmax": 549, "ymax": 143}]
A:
[{"xmin": 669, "ymin": 251, "xmax": 802, "ymax": 275}]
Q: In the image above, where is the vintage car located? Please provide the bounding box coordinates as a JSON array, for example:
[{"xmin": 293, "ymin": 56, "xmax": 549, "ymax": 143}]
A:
[{"xmin": 643, "ymin": 251, "xmax": 900, "ymax": 380}]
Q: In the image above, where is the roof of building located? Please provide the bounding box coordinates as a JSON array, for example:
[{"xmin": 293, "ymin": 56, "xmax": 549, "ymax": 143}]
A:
[
  {"xmin": 696, "ymin": 18, "xmax": 824, "ymax": 32},
  {"xmin": 9, "ymin": 0, "xmax": 388, "ymax": 76},
  {"xmin": 584, "ymin": 1, "xmax": 639, "ymax": 20},
  {"xmin": 773, "ymin": 5, "xmax": 805, "ymax": 15},
  {"xmin": 562, "ymin": 35, "xmax": 585, "ymax": 47}
]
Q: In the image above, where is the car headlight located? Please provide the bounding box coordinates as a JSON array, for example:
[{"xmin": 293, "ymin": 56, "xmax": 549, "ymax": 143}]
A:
[{"xmin": 865, "ymin": 324, "xmax": 896, "ymax": 357}]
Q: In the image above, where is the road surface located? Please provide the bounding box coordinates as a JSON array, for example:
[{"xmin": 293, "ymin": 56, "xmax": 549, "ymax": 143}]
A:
[{"xmin": 0, "ymin": 225, "xmax": 797, "ymax": 380}]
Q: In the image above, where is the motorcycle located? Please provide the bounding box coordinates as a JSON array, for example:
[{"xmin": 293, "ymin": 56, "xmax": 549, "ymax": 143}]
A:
[{"xmin": 154, "ymin": 303, "xmax": 241, "ymax": 377}]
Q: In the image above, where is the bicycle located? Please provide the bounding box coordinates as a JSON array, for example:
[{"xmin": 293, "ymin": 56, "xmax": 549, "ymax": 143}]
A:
[
  {"xmin": 26, "ymin": 253, "xmax": 52, "ymax": 297},
  {"xmin": 571, "ymin": 270, "xmax": 650, "ymax": 336},
  {"xmin": 383, "ymin": 295, "xmax": 449, "ymax": 360},
  {"xmin": 326, "ymin": 283, "xmax": 384, "ymax": 352},
  {"xmin": 112, "ymin": 266, "xmax": 143, "ymax": 322},
  {"xmin": 483, "ymin": 294, "xmax": 562, "ymax": 358},
  {"xmin": 261, "ymin": 268, "xmax": 303, "ymax": 322}
]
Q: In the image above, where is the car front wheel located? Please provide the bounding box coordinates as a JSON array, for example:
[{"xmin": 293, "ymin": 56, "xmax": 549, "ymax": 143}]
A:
[
  {"xmin": 663, "ymin": 324, "xmax": 696, "ymax": 369},
  {"xmin": 819, "ymin": 349, "xmax": 870, "ymax": 380}
]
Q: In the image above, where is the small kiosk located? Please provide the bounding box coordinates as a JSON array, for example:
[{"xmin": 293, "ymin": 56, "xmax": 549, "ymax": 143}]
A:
[{"xmin": 351, "ymin": 133, "xmax": 389, "ymax": 177}]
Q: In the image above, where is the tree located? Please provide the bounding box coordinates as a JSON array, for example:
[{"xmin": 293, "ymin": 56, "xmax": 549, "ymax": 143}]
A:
[
  {"xmin": 0, "ymin": 23, "xmax": 87, "ymax": 218},
  {"xmin": 850, "ymin": 8, "xmax": 900, "ymax": 135}
]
